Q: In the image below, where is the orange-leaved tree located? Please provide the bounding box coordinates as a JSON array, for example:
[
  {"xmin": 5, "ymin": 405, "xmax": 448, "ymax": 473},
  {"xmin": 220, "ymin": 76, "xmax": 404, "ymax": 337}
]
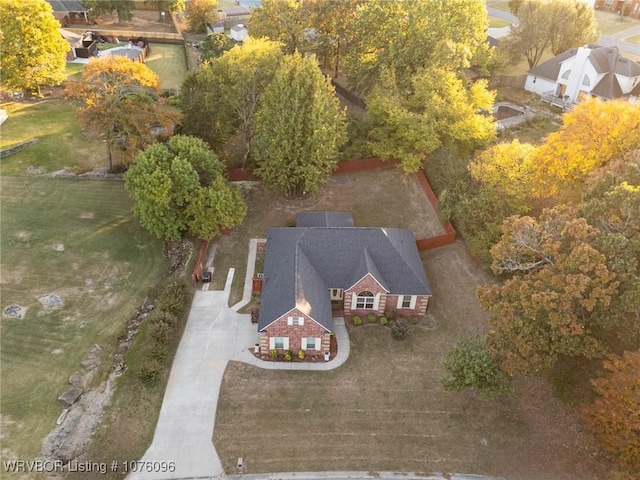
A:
[
  {"xmin": 65, "ymin": 56, "xmax": 180, "ymax": 171},
  {"xmin": 581, "ymin": 351, "xmax": 640, "ymax": 476},
  {"xmin": 477, "ymin": 207, "xmax": 620, "ymax": 375}
]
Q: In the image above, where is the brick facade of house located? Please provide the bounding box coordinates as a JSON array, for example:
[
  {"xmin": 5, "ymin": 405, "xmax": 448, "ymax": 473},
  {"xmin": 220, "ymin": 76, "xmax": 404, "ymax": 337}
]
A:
[
  {"xmin": 385, "ymin": 294, "xmax": 430, "ymax": 317},
  {"xmin": 259, "ymin": 308, "xmax": 331, "ymax": 357},
  {"xmin": 343, "ymin": 274, "xmax": 430, "ymax": 318},
  {"xmin": 344, "ymin": 274, "xmax": 388, "ymax": 316}
]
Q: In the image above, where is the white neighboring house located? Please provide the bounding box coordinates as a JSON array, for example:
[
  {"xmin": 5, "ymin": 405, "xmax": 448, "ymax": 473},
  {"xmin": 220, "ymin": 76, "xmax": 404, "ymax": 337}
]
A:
[
  {"xmin": 524, "ymin": 45, "xmax": 640, "ymax": 108},
  {"xmin": 230, "ymin": 24, "xmax": 248, "ymax": 42}
]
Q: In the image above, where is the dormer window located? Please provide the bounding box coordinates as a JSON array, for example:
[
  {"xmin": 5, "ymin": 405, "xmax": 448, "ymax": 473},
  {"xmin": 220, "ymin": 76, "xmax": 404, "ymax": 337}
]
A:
[{"xmin": 582, "ymin": 74, "xmax": 591, "ymax": 87}]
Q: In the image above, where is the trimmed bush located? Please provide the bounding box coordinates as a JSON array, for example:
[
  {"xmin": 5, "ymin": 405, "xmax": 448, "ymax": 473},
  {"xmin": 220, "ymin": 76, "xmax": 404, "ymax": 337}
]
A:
[
  {"xmin": 283, "ymin": 350, "xmax": 292, "ymax": 362},
  {"xmin": 411, "ymin": 317, "xmax": 419, "ymax": 325},
  {"xmin": 297, "ymin": 349, "xmax": 306, "ymax": 360},
  {"xmin": 391, "ymin": 319, "xmax": 411, "ymax": 340},
  {"xmin": 367, "ymin": 314, "xmax": 376, "ymax": 323},
  {"xmin": 380, "ymin": 316, "xmax": 388, "ymax": 326},
  {"xmin": 352, "ymin": 316, "xmax": 362, "ymax": 326},
  {"xmin": 270, "ymin": 348, "xmax": 278, "ymax": 359}
]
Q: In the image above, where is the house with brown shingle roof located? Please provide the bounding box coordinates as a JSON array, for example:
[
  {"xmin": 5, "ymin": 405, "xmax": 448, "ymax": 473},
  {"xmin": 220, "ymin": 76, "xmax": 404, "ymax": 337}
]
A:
[{"xmin": 524, "ymin": 45, "xmax": 640, "ymax": 108}]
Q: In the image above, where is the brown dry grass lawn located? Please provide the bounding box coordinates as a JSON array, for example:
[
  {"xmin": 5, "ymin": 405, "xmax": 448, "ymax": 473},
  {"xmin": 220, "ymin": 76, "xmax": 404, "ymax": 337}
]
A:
[
  {"xmin": 212, "ymin": 169, "xmax": 446, "ymax": 305},
  {"xmin": 211, "ymin": 166, "xmax": 608, "ymax": 478},
  {"xmin": 214, "ymin": 240, "xmax": 608, "ymax": 479}
]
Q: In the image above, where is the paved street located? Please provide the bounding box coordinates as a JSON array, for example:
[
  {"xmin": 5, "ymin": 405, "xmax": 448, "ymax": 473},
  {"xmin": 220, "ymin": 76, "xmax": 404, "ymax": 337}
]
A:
[{"xmin": 486, "ymin": 6, "xmax": 640, "ymax": 56}]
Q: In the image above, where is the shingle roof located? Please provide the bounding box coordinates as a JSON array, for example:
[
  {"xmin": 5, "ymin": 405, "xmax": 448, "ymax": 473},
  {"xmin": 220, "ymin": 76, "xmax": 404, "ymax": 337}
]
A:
[
  {"xmin": 46, "ymin": 0, "xmax": 88, "ymax": 13},
  {"xmin": 296, "ymin": 211, "xmax": 354, "ymax": 228},
  {"xmin": 527, "ymin": 48, "xmax": 578, "ymax": 81},
  {"xmin": 258, "ymin": 219, "xmax": 432, "ymax": 333}
]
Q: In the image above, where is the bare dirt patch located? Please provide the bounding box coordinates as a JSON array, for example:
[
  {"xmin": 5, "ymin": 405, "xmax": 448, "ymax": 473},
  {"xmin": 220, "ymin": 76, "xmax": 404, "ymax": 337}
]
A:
[
  {"xmin": 89, "ymin": 9, "xmax": 178, "ymax": 34},
  {"xmin": 213, "ymin": 240, "xmax": 608, "ymax": 479}
]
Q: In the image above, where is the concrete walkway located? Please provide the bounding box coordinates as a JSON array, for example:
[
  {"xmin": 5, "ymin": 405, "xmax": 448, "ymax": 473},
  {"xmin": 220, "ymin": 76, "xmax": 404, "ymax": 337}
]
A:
[
  {"xmin": 128, "ymin": 268, "xmax": 350, "ymax": 480},
  {"xmin": 230, "ymin": 238, "xmax": 265, "ymax": 312}
]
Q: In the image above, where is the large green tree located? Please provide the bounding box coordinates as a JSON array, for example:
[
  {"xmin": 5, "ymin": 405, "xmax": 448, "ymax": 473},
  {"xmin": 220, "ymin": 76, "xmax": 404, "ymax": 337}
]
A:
[
  {"xmin": 199, "ymin": 32, "xmax": 235, "ymax": 63},
  {"xmin": 144, "ymin": 0, "xmax": 185, "ymax": 21},
  {"xmin": 345, "ymin": 0, "xmax": 488, "ymax": 95},
  {"xmin": 366, "ymin": 68, "xmax": 496, "ymax": 173},
  {"xmin": 65, "ymin": 57, "xmax": 180, "ymax": 171},
  {"xmin": 248, "ymin": 0, "xmax": 311, "ymax": 54},
  {"xmin": 0, "ymin": 0, "xmax": 70, "ymax": 96},
  {"xmin": 253, "ymin": 53, "xmax": 347, "ymax": 196},
  {"xmin": 180, "ymin": 38, "xmax": 283, "ymax": 162},
  {"xmin": 124, "ymin": 135, "xmax": 246, "ymax": 241},
  {"xmin": 502, "ymin": 0, "xmax": 598, "ymax": 68},
  {"xmin": 580, "ymin": 158, "xmax": 640, "ymax": 344},
  {"xmin": 307, "ymin": 0, "xmax": 362, "ymax": 78},
  {"xmin": 84, "ymin": 0, "xmax": 135, "ymax": 24},
  {"xmin": 184, "ymin": 0, "xmax": 218, "ymax": 33}
]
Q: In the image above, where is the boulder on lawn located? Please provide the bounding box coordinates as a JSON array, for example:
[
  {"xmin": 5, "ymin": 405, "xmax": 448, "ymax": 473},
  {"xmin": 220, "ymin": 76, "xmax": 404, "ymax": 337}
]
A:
[
  {"xmin": 58, "ymin": 387, "xmax": 82, "ymax": 407},
  {"xmin": 68, "ymin": 371, "xmax": 84, "ymax": 388}
]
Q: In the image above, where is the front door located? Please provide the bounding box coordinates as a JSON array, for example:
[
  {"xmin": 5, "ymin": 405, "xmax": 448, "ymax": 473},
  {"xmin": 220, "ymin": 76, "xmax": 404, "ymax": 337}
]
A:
[{"xmin": 330, "ymin": 289, "xmax": 343, "ymax": 312}]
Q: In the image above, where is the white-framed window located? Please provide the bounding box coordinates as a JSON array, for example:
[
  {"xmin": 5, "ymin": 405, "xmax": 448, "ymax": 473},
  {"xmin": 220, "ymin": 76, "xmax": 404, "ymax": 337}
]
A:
[
  {"xmin": 397, "ymin": 295, "xmax": 417, "ymax": 309},
  {"xmin": 269, "ymin": 337, "xmax": 289, "ymax": 350},
  {"xmin": 582, "ymin": 74, "xmax": 590, "ymax": 87},
  {"xmin": 287, "ymin": 316, "xmax": 304, "ymax": 326},
  {"xmin": 561, "ymin": 69, "xmax": 571, "ymax": 80},
  {"xmin": 355, "ymin": 291, "xmax": 375, "ymax": 309},
  {"xmin": 302, "ymin": 337, "xmax": 321, "ymax": 350}
]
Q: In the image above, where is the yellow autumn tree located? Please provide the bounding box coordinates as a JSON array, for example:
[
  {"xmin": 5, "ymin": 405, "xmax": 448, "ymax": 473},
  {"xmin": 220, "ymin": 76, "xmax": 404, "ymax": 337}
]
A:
[
  {"xmin": 469, "ymin": 139, "xmax": 537, "ymax": 211},
  {"xmin": 531, "ymin": 98, "xmax": 640, "ymax": 200}
]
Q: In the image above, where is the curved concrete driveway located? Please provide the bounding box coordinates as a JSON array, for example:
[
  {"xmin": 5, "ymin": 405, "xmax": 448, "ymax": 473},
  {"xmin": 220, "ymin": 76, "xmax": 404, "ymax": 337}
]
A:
[{"xmin": 128, "ymin": 269, "xmax": 349, "ymax": 480}]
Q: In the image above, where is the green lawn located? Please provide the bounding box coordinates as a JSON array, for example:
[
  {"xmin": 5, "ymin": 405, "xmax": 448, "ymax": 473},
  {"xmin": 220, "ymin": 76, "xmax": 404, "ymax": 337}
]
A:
[
  {"xmin": 63, "ymin": 42, "xmax": 188, "ymax": 92},
  {"xmin": 486, "ymin": 0, "xmax": 511, "ymax": 12},
  {"xmin": 489, "ymin": 17, "xmax": 511, "ymax": 28},
  {"xmin": 594, "ymin": 9, "xmax": 640, "ymax": 35},
  {"xmin": 0, "ymin": 177, "xmax": 166, "ymax": 468},
  {"xmin": 146, "ymin": 43, "xmax": 188, "ymax": 91},
  {"xmin": 64, "ymin": 62, "xmax": 85, "ymax": 82},
  {"xmin": 625, "ymin": 33, "xmax": 640, "ymax": 44},
  {"xmin": 0, "ymin": 100, "xmax": 105, "ymax": 175}
]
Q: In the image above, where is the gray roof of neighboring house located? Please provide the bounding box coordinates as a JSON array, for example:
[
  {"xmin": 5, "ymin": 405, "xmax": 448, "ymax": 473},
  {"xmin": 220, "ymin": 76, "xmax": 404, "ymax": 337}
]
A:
[
  {"xmin": 296, "ymin": 211, "xmax": 354, "ymax": 228},
  {"xmin": 258, "ymin": 219, "xmax": 432, "ymax": 333},
  {"xmin": 527, "ymin": 48, "xmax": 578, "ymax": 81},
  {"xmin": 46, "ymin": 0, "xmax": 88, "ymax": 12},
  {"xmin": 220, "ymin": 6, "xmax": 251, "ymax": 16}
]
